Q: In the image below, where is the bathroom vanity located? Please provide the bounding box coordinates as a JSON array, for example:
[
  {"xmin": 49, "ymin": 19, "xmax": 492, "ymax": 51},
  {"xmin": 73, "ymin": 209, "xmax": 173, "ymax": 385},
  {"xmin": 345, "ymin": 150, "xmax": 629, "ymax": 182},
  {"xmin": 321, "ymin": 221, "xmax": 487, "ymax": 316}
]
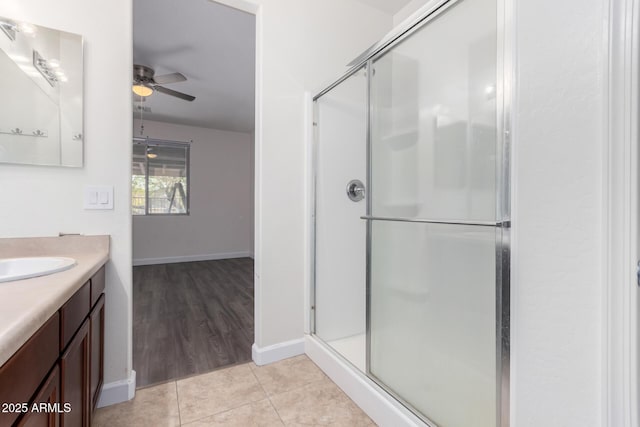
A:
[{"xmin": 0, "ymin": 235, "xmax": 109, "ymax": 427}]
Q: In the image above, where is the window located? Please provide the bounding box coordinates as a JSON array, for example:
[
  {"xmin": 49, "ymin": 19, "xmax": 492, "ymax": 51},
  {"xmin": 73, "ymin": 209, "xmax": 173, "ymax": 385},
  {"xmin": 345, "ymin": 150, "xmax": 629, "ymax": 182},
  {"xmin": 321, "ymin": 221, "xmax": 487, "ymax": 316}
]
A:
[{"xmin": 132, "ymin": 140, "xmax": 190, "ymax": 215}]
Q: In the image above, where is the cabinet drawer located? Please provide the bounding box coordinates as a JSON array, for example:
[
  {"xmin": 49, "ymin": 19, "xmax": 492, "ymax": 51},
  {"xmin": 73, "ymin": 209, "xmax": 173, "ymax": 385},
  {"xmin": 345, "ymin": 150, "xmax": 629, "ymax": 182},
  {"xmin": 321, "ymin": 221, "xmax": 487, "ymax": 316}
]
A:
[
  {"xmin": 90, "ymin": 266, "xmax": 105, "ymax": 308},
  {"xmin": 0, "ymin": 313, "xmax": 59, "ymax": 427},
  {"xmin": 60, "ymin": 282, "xmax": 90, "ymax": 352}
]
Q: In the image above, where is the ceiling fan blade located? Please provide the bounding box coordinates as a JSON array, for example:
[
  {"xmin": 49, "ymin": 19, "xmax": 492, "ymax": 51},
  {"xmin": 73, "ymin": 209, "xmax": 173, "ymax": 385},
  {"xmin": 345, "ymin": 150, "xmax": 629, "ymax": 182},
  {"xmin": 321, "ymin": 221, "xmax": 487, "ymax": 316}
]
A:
[
  {"xmin": 154, "ymin": 85, "xmax": 196, "ymax": 102},
  {"xmin": 152, "ymin": 72, "xmax": 187, "ymax": 85}
]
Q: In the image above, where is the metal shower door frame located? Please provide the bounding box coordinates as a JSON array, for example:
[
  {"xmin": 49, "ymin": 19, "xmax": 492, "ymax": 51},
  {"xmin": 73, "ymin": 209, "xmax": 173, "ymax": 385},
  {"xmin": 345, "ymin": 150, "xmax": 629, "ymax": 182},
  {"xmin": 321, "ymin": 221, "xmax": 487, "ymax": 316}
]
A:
[{"xmin": 310, "ymin": 0, "xmax": 512, "ymax": 425}]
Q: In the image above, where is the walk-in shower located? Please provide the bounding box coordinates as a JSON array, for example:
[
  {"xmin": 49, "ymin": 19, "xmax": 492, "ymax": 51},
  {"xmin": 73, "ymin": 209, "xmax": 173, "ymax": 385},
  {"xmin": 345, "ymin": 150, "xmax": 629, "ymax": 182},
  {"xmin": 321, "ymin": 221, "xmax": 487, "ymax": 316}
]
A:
[{"xmin": 311, "ymin": 0, "xmax": 509, "ymax": 425}]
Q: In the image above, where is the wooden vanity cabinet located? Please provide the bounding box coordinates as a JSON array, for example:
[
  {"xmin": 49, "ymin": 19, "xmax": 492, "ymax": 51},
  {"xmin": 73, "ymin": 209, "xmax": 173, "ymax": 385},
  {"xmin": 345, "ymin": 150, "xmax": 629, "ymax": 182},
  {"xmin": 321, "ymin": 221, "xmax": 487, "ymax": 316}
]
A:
[
  {"xmin": 16, "ymin": 366, "xmax": 61, "ymax": 427},
  {"xmin": 0, "ymin": 315, "xmax": 59, "ymax": 427},
  {"xmin": 60, "ymin": 284, "xmax": 90, "ymax": 352},
  {"xmin": 0, "ymin": 265, "xmax": 106, "ymax": 427},
  {"xmin": 60, "ymin": 320, "xmax": 90, "ymax": 427},
  {"xmin": 89, "ymin": 295, "xmax": 104, "ymax": 416}
]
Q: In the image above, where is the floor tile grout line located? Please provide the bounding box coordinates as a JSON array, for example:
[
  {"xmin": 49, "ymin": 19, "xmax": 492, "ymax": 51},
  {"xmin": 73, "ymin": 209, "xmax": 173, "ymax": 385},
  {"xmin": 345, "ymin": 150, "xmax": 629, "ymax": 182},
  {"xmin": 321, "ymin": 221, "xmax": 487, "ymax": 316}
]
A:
[
  {"xmin": 250, "ymin": 365, "xmax": 286, "ymax": 425},
  {"xmin": 180, "ymin": 399, "xmax": 274, "ymax": 427},
  {"xmin": 177, "ymin": 397, "xmax": 269, "ymax": 426},
  {"xmin": 96, "ymin": 358, "xmax": 373, "ymax": 427},
  {"xmin": 262, "ymin": 376, "xmax": 329, "ymax": 399},
  {"xmin": 250, "ymin": 366, "xmax": 375, "ymax": 426},
  {"xmin": 250, "ymin": 357, "xmax": 331, "ymax": 398},
  {"xmin": 175, "ymin": 380, "xmax": 182, "ymax": 426},
  {"xmin": 139, "ymin": 358, "xmax": 253, "ymax": 389},
  {"xmin": 176, "ymin": 365, "xmax": 269, "ymax": 425}
]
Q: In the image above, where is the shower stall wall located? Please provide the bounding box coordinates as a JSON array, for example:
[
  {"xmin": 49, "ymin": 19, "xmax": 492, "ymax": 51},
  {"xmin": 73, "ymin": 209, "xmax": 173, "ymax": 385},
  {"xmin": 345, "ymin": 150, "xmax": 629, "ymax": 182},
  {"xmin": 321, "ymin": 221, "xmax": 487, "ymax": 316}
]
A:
[
  {"xmin": 311, "ymin": 0, "xmax": 509, "ymax": 426},
  {"xmin": 313, "ymin": 65, "xmax": 368, "ymax": 372}
]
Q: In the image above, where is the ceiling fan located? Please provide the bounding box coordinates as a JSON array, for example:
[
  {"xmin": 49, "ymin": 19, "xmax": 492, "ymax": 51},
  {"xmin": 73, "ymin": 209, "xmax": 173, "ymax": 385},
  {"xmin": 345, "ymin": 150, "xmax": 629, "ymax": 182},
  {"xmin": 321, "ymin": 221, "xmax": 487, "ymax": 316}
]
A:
[{"xmin": 132, "ymin": 64, "xmax": 196, "ymax": 102}]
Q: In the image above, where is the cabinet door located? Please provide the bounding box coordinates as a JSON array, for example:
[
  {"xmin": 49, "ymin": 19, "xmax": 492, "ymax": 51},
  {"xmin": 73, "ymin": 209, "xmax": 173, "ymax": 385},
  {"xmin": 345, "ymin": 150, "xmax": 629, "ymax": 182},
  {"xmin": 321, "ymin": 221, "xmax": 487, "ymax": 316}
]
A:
[
  {"xmin": 60, "ymin": 320, "xmax": 90, "ymax": 427},
  {"xmin": 0, "ymin": 314, "xmax": 59, "ymax": 427},
  {"xmin": 17, "ymin": 365, "xmax": 60, "ymax": 427},
  {"xmin": 60, "ymin": 282, "xmax": 90, "ymax": 352},
  {"xmin": 89, "ymin": 295, "xmax": 105, "ymax": 417}
]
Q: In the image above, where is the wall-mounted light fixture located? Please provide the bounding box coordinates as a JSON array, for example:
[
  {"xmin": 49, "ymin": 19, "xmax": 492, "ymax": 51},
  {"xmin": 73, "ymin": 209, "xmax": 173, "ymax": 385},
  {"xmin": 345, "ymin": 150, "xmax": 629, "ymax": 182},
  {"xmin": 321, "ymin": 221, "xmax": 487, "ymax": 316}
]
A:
[
  {"xmin": 0, "ymin": 19, "xmax": 17, "ymax": 41},
  {"xmin": 0, "ymin": 19, "xmax": 37, "ymax": 41},
  {"xmin": 16, "ymin": 22, "xmax": 36, "ymax": 35},
  {"xmin": 33, "ymin": 50, "xmax": 58, "ymax": 87}
]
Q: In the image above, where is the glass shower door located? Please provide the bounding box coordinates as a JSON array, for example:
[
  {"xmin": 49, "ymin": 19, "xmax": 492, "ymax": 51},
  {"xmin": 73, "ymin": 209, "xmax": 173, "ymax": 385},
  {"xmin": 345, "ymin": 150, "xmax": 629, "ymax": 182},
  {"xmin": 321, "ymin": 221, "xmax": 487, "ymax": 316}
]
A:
[{"xmin": 366, "ymin": 0, "xmax": 500, "ymax": 425}]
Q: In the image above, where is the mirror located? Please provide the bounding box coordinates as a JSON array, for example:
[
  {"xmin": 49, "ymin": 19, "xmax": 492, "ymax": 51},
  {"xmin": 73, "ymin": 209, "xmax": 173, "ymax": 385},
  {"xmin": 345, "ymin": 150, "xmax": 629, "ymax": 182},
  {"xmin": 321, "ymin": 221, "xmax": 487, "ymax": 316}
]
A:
[{"xmin": 0, "ymin": 17, "xmax": 83, "ymax": 167}]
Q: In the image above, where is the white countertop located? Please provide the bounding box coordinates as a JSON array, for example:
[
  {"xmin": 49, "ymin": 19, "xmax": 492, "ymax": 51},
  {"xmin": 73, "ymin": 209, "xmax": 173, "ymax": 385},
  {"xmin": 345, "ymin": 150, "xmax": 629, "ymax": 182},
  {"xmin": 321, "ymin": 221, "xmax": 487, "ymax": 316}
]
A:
[{"xmin": 0, "ymin": 235, "xmax": 110, "ymax": 366}]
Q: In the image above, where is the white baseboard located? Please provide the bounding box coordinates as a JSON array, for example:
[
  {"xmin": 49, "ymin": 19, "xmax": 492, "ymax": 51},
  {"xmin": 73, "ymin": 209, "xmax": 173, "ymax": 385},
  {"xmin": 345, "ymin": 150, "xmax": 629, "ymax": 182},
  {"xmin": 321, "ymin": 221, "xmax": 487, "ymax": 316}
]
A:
[
  {"xmin": 305, "ymin": 336, "xmax": 425, "ymax": 427},
  {"xmin": 252, "ymin": 338, "xmax": 305, "ymax": 366},
  {"xmin": 133, "ymin": 251, "xmax": 253, "ymax": 266},
  {"xmin": 97, "ymin": 370, "xmax": 136, "ymax": 408}
]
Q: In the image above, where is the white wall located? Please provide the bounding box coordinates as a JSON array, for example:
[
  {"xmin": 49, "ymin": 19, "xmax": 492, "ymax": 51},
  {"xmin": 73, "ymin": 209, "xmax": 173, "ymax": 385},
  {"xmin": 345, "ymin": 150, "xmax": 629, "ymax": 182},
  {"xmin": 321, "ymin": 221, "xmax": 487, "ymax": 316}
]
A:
[
  {"xmin": 511, "ymin": 0, "xmax": 606, "ymax": 425},
  {"xmin": 0, "ymin": 0, "xmax": 133, "ymax": 390},
  {"xmin": 249, "ymin": 130, "xmax": 255, "ymax": 257},
  {"xmin": 250, "ymin": 0, "xmax": 392, "ymax": 348},
  {"xmin": 132, "ymin": 119, "xmax": 254, "ymax": 264},
  {"xmin": 393, "ymin": 0, "xmax": 432, "ymax": 26}
]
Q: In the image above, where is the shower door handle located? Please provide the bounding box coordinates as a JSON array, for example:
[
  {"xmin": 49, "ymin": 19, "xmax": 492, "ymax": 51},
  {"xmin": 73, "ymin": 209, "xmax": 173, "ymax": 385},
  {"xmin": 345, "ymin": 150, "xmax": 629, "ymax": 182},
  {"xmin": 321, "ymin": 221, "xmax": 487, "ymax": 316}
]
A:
[
  {"xmin": 346, "ymin": 180, "xmax": 365, "ymax": 202},
  {"xmin": 360, "ymin": 215, "xmax": 499, "ymax": 227}
]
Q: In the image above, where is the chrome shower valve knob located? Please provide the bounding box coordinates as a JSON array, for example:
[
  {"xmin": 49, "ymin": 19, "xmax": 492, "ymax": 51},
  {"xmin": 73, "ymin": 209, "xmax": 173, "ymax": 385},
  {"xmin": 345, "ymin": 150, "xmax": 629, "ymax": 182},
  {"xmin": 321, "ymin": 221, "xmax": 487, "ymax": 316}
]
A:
[{"xmin": 346, "ymin": 179, "xmax": 365, "ymax": 202}]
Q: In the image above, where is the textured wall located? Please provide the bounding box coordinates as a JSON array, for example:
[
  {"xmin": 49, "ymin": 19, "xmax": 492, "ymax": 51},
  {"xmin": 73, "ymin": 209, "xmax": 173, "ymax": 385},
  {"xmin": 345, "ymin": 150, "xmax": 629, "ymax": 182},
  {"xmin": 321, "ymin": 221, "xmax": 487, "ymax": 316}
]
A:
[{"xmin": 511, "ymin": 0, "xmax": 605, "ymax": 425}]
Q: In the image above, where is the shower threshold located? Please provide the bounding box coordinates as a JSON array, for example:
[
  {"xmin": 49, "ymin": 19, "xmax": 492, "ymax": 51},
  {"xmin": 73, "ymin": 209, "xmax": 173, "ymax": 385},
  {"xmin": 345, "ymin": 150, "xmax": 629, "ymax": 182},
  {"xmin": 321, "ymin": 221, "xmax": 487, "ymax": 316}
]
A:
[{"xmin": 327, "ymin": 333, "xmax": 366, "ymax": 372}]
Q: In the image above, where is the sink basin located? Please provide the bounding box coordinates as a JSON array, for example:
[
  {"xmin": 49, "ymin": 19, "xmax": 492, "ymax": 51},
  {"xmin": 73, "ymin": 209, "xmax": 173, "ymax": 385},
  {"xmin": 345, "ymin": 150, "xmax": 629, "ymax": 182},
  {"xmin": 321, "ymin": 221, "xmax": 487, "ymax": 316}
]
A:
[{"xmin": 0, "ymin": 257, "xmax": 77, "ymax": 283}]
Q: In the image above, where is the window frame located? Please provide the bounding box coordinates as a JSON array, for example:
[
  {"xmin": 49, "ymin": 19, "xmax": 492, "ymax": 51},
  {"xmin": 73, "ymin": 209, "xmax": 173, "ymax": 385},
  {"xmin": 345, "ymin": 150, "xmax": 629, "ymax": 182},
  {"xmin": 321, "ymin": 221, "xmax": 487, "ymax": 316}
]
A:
[{"xmin": 132, "ymin": 138, "xmax": 191, "ymax": 216}]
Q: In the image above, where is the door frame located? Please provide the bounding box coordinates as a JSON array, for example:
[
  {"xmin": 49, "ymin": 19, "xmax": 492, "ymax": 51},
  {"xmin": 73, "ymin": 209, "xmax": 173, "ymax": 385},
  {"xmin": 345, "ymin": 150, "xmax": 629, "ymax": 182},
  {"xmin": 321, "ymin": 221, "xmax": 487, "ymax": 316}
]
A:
[
  {"xmin": 207, "ymin": 0, "xmax": 263, "ymax": 350},
  {"xmin": 604, "ymin": 0, "xmax": 639, "ymax": 425},
  {"xmin": 309, "ymin": 0, "xmax": 513, "ymax": 425}
]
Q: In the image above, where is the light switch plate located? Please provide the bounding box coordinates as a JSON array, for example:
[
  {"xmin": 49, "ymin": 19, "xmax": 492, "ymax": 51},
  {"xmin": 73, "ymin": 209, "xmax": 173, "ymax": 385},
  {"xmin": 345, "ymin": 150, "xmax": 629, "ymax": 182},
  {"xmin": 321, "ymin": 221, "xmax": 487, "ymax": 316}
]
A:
[{"xmin": 84, "ymin": 186, "xmax": 113, "ymax": 210}]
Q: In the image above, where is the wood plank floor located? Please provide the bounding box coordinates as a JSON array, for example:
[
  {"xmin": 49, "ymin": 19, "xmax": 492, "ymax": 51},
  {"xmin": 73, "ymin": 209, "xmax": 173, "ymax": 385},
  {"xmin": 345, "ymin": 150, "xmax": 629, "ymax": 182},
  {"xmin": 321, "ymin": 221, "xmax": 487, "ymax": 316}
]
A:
[{"xmin": 133, "ymin": 258, "xmax": 254, "ymax": 388}]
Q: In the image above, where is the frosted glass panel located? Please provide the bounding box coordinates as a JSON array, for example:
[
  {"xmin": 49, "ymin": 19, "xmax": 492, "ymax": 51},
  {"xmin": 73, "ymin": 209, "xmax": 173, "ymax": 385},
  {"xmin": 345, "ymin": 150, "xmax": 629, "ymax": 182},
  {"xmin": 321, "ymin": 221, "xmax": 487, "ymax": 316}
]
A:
[
  {"xmin": 369, "ymin": 221, "xmax": 496, "ymax": 426},
  {"xmin": 370, "ymin": 0, "xmax": 497, "ymax": 222},
  {"xmin": 314, "ymin": 68, "xmax": 367, "ymax": 371},
  {"xmin": 368, "ymin": 0, "xmax": 498, "ymax": 425}
]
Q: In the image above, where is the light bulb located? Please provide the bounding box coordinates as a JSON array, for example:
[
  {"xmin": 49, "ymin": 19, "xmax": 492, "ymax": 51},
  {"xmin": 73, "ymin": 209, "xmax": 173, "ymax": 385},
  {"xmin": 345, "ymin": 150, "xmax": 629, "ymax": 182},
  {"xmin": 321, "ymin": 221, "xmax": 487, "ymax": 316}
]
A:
[{"xmin": 132, "ymin": 84, "xmax": 153, "ymax": 97}]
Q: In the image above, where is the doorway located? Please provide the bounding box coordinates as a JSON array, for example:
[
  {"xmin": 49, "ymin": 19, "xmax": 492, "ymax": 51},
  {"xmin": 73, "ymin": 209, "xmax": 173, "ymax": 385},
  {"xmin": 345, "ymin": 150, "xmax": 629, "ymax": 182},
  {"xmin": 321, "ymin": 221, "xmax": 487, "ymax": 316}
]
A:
[{"xmin": 130, "ymin": 0, "xmax": 256, "ymax": 388}]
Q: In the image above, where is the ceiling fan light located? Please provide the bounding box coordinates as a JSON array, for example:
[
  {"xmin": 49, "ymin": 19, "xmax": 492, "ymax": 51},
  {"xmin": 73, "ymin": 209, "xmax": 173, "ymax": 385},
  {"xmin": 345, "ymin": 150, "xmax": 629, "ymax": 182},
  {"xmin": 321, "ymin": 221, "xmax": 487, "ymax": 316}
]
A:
[{"xmin": 132, "ymin": 84, "xmax": 153, "ymax": 97}]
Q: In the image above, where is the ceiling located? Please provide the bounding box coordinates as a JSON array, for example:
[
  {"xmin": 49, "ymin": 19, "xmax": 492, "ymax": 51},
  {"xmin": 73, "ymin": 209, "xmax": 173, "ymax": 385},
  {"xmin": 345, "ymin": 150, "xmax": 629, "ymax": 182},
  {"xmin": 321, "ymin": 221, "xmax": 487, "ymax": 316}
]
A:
[
  {"xmin": 133, "ymin": 0, "xmax": 255, "ymax": 133},
  {"xmin": 132, "ymin": 0, "xmax": 413, "ymax": 133},
  {"xmin": 355, "ymin": 0, "xmax": 413, "ymax": 15}
]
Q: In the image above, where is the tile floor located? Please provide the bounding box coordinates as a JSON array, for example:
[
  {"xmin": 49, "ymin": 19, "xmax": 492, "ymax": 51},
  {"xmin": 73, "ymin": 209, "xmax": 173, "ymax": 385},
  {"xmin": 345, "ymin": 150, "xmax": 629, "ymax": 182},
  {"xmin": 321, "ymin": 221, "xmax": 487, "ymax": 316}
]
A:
[{"xmin": 93, "ymin": 355, "xmax": 376, "ymax": 426}]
